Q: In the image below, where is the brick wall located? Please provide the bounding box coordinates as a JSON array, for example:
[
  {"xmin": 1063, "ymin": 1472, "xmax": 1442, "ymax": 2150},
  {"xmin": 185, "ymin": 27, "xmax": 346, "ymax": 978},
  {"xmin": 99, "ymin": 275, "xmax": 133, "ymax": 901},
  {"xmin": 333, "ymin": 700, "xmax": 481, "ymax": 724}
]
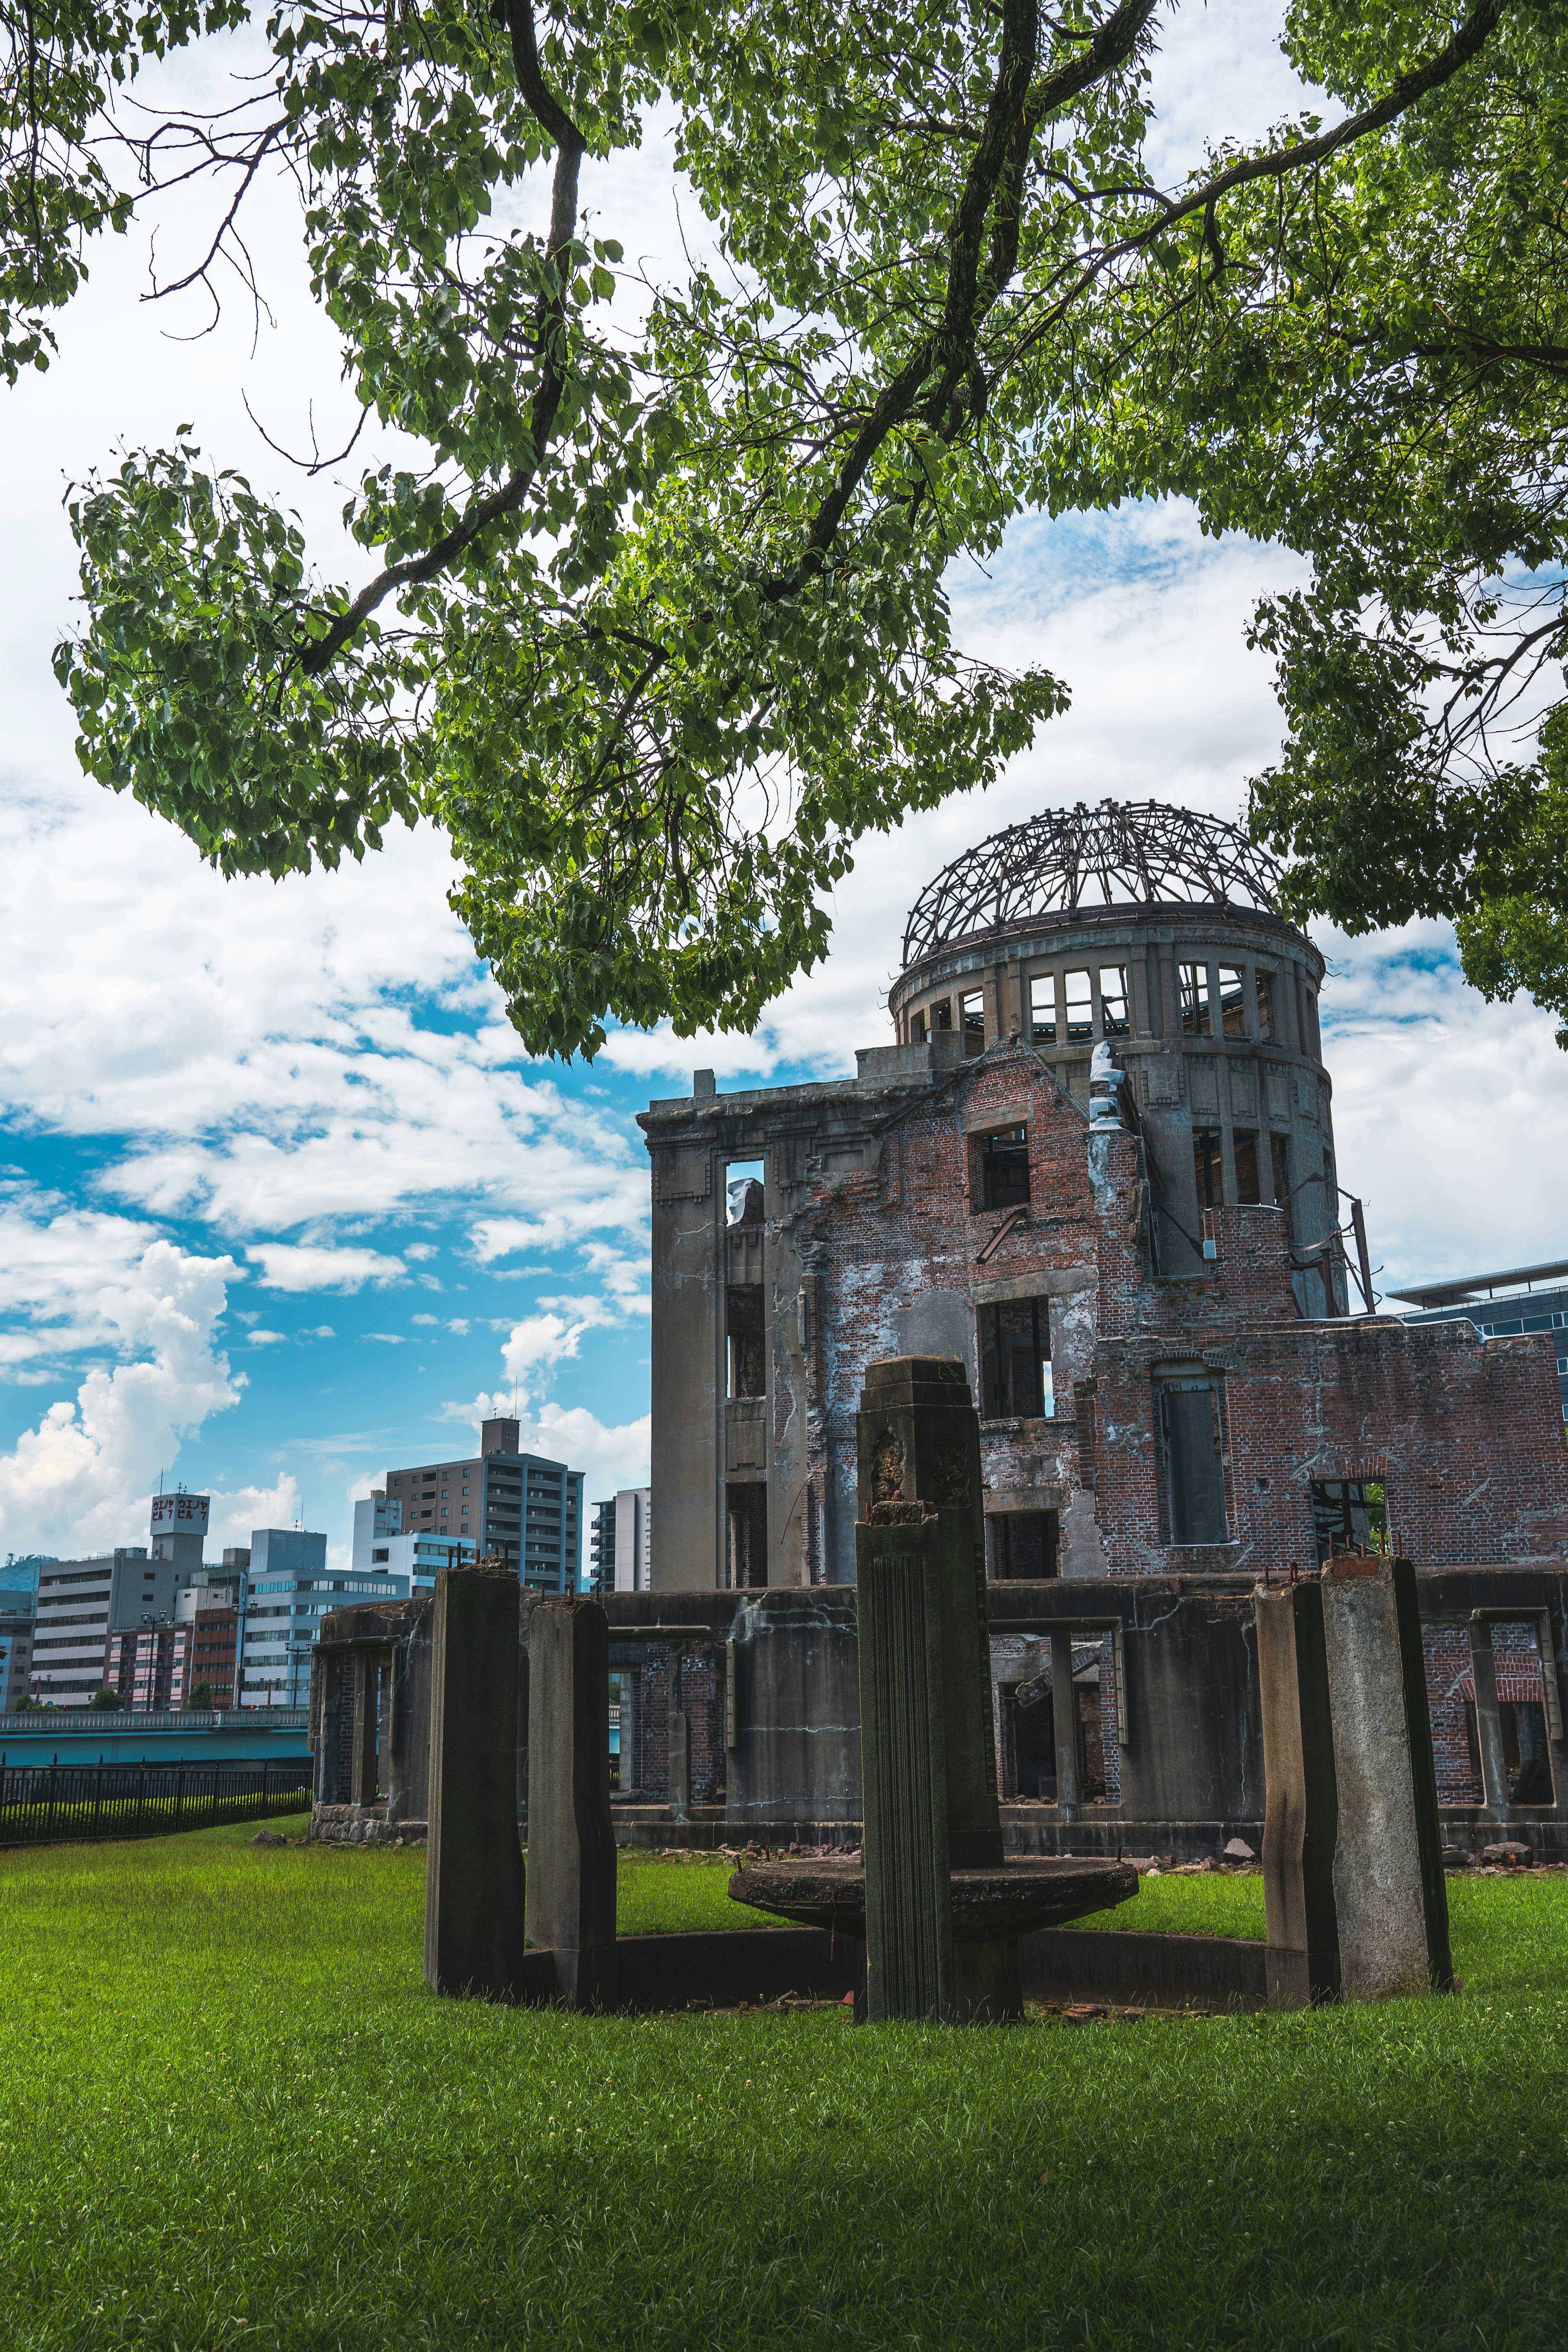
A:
[{"xmin": 636, "ymin": 1647, "xmax": 726, "ymax": 1806}]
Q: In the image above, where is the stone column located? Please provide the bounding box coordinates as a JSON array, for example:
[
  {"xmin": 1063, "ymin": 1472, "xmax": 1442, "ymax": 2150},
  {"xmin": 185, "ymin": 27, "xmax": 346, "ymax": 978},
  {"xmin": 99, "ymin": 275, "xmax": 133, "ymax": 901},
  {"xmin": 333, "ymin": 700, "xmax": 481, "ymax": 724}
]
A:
[
  {"xmin": 424, "ymin": 1563, "xmax": 526, "ymax": 2001},
  {"xmin": 1050, "ymin": 1629, "xmax": 1078, "ymax": 1819},
  {"xmin": 1321, "ymin": 1558, "xmax": 1452, "ymax": 2000},
  {"xmin": 1255, "ymin": 1580, "xmax": 1341, "ymax": 2008},
  {"xmin": 1468, "ymin": 1619, "xmax": 1510, "ymax": 1821},
  {"xmin": 857, "ymin": 1518, "xmax": 954, "ymax": 2021},
  {"xmin": 525, "ymin": 1596, "xmax": 619, "ymax": 2010}
]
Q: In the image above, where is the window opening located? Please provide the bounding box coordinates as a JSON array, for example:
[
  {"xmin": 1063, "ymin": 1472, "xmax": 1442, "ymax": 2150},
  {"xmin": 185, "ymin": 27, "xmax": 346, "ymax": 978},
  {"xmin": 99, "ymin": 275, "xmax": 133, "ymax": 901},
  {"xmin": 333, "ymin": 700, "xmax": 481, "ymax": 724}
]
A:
[
  {"xmin": 961, "ymin": 989, "xmax": 986, "ymax": 1056},
  {"xmin": 1179, "ymin": 963, "xmax": 1212, "ymax": 1034},
  {"xmin": 1064, "ymin": 969, "xmax": 1093, "ymax": 1041},
  {"xmin": 1218, "ymin": 966, "xmax": 1247, "ymax": 1036},
  {"xmin": 1193, "ymin": 1130, "xmax": 1224, "ymax": 1210},
  {"xmin": 1255, "ymin": 971, "xmax": 1276, "ymax": 1041},
  {"xmin": 1233, "ymin": 1130, "xmax": 1262, "ymax": 1206},
  {"xmin": 725, "ymin": 1484, "xmax": 768, "ymax": 1588},
  {"xmin": 726, "ymin": 1286, "xmax": 765, "ymax": 1398},
  {"xmin": 1270, "ymin": 1133, "xmax": 1292, "ymax": 1218},
  {"xmin": 932, "ymin": 998, "xmax": 953, "ymax": 1031},
  {"xmin": 1310, "ymin": 1480, "xmax": 1389, "ymax": 1563},
  {"xmin": 909, "ymin": 1007, "xmax": 927, "ymax": 1043},
  {"xmin": 1501, "ymin": 1684, "xmax": 1555, "ymax": 1806},
  {"xmin": 1029, "ymin": 973, "xmax": 1057, "ymax": 1045},
  {"xmin": 726, "ymin": 1160, "xmax": 764, "ymax": 1225},
  {"xmin": 1159, "ymin": 1376, "xmax": 1228, "ymax": 1545},
  {"xmin": 1099, "ymin": 966, "xmax": 1130, "ymax": 1037},
  {"xmin": 978, "ymin": 1126, "xmax": 1030, "ymax": 1211},
  {"xmin": 988, "ymin": 1510, "xmax": 1059, "ymax": 1580},
  {"xmin": 979, "ymin": 1297, "xmax": 1051, "ymax": 1418}
]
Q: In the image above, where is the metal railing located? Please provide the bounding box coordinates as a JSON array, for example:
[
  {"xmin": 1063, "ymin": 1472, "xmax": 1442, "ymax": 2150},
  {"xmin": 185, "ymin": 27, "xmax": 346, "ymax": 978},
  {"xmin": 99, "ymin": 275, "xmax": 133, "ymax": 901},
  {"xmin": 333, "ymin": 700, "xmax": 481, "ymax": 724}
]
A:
[
  {"xmin": 0, "ymin": 1706, "xmax": 308, "ymax": 1737},
  {"xmin": 0, "ymin": 1755, "xmax": 314, "ymax": 1848}
]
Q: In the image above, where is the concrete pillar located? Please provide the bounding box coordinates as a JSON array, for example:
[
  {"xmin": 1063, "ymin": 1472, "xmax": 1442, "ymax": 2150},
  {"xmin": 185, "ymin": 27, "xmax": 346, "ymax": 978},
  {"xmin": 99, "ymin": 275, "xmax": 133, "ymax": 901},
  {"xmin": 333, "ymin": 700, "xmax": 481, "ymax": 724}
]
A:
[
  {"xmin": 856, "ymin": 1519, "xmax": 954, "ymax": 2022},
  {"xmin": 423, "ymin": 1564, "xmax": 526, "ymax": 2001},
  {"xmin": 1255, "ymin": 1581, "xmax": 1341, "ymax": 2007},
  {"xmin": 351, "ymin": 1647, "xmax": 377, "ymax": 1805},
  {"xmin": 525, "ymin": 1596, "xmax": 619, "ymax": 2010},
  {"xmin": 1050, "ymin": 1630, "xmax": 1078, "ymax": 1819},
  {"xmin": 1321, "ymin": 1558, "xmax": 1452, "ymax": 2000},
  {"xmin": 1468, "ymin": 1619, "xmax": 1510, "ymax": 1821}
]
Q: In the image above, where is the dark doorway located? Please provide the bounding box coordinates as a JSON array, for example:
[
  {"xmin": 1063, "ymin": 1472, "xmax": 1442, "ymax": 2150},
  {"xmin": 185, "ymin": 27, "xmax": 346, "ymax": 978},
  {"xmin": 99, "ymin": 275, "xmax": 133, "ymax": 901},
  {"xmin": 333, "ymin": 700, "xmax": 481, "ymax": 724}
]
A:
[
  {"xmin": 1502, "ymin": 1700, "xmax": 1555, "ymax": 1805},
  {"xmin": 1193, "ymin": 1130, "xmax": 1224, "ymax": 1211},
  {"xmin": 1159, "ymin": 1377, "xmax": 1228, "ymax": 1544},
  {"xmin": 1011, "ymin": 1675, "xmax": 1059, "ymax": 1799},
  {"xmin": 725, "ymin": 1483, "xmax": 768, "ymax": 1587},
  {"xmin": 726, "ymin": 1286, "xmax": 765, "ymax": 1397}
]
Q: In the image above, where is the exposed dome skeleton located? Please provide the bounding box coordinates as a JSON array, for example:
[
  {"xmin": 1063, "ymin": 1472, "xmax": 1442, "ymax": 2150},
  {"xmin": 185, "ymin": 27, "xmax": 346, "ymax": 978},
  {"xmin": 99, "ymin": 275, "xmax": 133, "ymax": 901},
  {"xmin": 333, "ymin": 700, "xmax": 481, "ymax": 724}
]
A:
[{"xmin": 902, "ymin": 800, "xmax": 1284, "ymax": 965}]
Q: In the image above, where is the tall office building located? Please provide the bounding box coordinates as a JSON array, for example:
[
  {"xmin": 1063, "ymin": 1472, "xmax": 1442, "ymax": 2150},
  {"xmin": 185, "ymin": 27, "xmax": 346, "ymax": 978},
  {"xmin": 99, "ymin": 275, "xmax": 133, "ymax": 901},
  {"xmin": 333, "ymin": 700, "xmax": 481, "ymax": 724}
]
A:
[
  {"xmin": 0, "ymin": 1593, "xmax": 35, "ymax": 1709},
  {"xmin": 28, "ymin": 1492, "xmax": 205, "ymax": 1705},
  {"xmin": 380, "ymin": 1418, "xmax": 584, "ymax": 1594},
  {"xmin": 590, "ymin": 1488, "xmax": 651, "ymax": 1595}
]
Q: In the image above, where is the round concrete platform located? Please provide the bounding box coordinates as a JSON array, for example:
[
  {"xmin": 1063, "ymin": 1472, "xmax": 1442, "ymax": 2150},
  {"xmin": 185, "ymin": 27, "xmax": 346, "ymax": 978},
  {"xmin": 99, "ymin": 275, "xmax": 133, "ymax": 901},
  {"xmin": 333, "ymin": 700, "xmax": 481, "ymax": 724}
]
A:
[{"xmin": 728, "ymin": 1854, "xmax": 1138, "ymax": 1941}]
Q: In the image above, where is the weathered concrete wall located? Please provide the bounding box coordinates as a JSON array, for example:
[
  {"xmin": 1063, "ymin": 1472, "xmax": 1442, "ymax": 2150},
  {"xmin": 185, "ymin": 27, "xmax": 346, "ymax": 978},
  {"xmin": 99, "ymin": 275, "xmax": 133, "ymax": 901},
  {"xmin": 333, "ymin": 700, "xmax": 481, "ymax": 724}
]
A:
[{"xmin": 727, "ymin": 1588, "xmax": 860, "ymax": 1824}]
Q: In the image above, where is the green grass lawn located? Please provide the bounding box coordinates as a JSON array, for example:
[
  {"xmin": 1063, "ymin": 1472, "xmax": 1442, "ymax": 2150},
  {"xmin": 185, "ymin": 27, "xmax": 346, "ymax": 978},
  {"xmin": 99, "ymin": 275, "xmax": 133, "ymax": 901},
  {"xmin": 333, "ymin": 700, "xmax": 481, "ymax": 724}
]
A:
[{"xmin": 3, "ymin": 1829, "xmax": 1566, "ymax": 2351}]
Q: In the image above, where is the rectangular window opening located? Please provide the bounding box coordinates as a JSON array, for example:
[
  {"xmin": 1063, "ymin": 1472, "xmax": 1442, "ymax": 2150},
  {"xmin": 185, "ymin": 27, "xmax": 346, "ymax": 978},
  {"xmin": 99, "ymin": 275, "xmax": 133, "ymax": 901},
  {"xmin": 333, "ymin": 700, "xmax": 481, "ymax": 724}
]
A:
[
  {"xmin": 988, "ymin": 1510, "xmax": 1060, "ymax": 1581},
  {"xmin": 1029, "ymin": 973, "xmax": 1058, "ymax": 1046},
  {"xmin": 1099, "ymin": 966, "xmax": 1130, "ymax": 1038},
  {"xmin": 725, "ymin": 1483, "xmax": 768, "ymax": 1589},
  {"xmin": 1270, "ymin": 1133, "xmax": 1292, "ymax": 1221},
  {"xmin": 909, "ymin": 1007, "xmax": 928, "ymax": 1043},
  {"xmin": 961, "ymin": 989, "xmax": 986, "ymax": 1056},
  {"xmin": 1310, "ymin": 1479, "xmax": 1389, "ymax": 1563},
  {"xmin": 932, "ymin": 999, "xmax": 953, "ymax": 1031},
  {"xmin": 979, "ymin": 1296, "xmax": 1052, "ymax": 1419},
  {"xmin": 1193, "ymin": 1130, "xmax": 1224, "ymax": 1211},
  {"xmin": 1159, "ymin": 1375, "xmax": 1229, "ymax": 1545},
  {"xmin": 1234, "ymin": 1130, "xmax": 1262, "ymax": 1206},
  {"xmin": 1255, "ymin": 970, "xmax": 1276, "ymax": 1042},
  {"xmin": 726, "ymin": 1159, "xmax": 764, "ymax": 1226},
  {"xmin": 1179, "ymin": 963, "xmax": 1212, "ymax": 1036},
  {"xmin": 1218, "ymin": 966, "xmax": 1247, "ymax": 1036},
  {"xmin": 1501, "ymin": 1691, "xmax": 1555, "ymax": 1806},
  {"xmin": 726, "ymin": 1286, "xmax": 766, "ymax": 1399},
  {"xmin": 1064, "ymin": 969, "xmax": 1093, "ymax": 1041},
  {"xmin": 978, "ymin": 1125, "xmax": 1031, "ymax": 1212}
]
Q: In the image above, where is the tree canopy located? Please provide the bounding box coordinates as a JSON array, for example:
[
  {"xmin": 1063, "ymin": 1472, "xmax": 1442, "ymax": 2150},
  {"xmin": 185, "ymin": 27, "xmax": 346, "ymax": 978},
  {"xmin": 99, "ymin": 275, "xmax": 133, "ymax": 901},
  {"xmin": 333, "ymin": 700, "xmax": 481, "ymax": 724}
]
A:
[{"xmin": 5, "ymin": 0, "xmax": 1564, "ymax": 1052}]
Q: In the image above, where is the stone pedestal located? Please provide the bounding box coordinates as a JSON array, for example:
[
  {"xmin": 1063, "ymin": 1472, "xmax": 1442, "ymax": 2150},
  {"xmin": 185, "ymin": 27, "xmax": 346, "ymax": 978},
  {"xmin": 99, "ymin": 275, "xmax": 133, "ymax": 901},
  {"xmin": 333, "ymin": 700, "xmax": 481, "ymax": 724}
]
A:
[
  {"xmin": 1321, "ymin": 1558, "xmax": 1452, "ymax": 2000},
  {"xmin": 1255, "ymin": 1580, "xmax": 1341, "ymax": 2007},
  {"xmin": 424, "ymin": 1564, "xmax": 526, "ymax": 2000},
  {"xmin": 1468, "ymin": 1620, "xmax": 1511, "ymax": 1821},
  {"xmin": 525, "ymin": 1596, "xmax": 619, "ymax": 2010}
]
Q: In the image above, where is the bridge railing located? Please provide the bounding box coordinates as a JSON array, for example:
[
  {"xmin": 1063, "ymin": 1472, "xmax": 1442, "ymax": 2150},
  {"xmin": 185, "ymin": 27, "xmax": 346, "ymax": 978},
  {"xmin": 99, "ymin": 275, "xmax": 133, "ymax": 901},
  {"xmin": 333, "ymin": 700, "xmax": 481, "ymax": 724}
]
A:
[{"xmin": 0, "ymin": 1707, "xmax": 308, "ymax": 1737}]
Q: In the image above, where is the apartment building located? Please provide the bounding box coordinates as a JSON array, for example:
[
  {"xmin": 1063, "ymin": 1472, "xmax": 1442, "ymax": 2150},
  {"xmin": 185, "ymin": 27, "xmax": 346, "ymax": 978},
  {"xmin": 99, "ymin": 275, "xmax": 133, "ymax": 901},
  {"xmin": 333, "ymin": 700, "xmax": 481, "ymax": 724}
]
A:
[
  {"xmin": 0, "ymin": 1593, "xmax": 35, "ymax": 1708},
  {"xmin": 589, "ymin": 1488, "xmax": 651, "ymax": 1594},
  {"xmin": 31, "ymin": 1547, "xmax": 180, "ymax": 1705},
  {"xmin": 380, "ymin": 1418, "xmax": 583, "ymax": 1593}
]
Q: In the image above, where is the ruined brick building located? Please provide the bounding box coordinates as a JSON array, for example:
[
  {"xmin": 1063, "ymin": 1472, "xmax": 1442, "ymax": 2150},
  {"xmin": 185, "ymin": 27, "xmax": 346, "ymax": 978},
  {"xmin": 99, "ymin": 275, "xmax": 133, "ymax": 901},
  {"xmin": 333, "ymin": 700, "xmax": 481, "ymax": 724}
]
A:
[
  {"xmin": 639, "ymin": 800, "xmax": 1568, "ymax": 1596},
  {"xmin": 313, "ymin": 803, "xmax": 1568, "ymax": 1859}
]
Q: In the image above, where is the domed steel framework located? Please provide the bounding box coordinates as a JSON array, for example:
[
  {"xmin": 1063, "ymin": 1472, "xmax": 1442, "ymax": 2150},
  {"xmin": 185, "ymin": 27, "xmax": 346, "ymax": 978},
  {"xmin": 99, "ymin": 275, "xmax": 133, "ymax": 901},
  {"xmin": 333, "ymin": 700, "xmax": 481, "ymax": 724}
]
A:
[{"xmin": 901, "ymin": 800, "xmax": 1283, "ymax": 967}]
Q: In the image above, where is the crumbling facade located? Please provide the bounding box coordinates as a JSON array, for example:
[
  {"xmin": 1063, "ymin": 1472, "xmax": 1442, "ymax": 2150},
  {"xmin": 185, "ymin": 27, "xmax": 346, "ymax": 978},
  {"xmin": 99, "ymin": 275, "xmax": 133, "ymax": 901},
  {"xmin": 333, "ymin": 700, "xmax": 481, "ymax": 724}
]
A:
[{"xmin": 640, "ymin": 800, "xmax": 1568, "ymax": 1596}]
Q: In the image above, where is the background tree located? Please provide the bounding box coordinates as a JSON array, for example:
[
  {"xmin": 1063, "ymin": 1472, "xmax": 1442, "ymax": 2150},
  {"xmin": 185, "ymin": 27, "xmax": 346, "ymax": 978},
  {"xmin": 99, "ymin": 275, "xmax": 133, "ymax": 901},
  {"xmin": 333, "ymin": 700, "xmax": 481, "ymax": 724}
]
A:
[{"xmin": 4, "ymin": 0, "xmax": 1551, "ymax": 1054}]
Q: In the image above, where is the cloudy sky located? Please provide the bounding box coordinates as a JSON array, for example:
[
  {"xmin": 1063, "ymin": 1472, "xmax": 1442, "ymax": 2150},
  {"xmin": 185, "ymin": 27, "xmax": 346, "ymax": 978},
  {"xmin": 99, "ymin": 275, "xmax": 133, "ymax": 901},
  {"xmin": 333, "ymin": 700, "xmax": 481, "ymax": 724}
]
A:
[{"xmin": 3, "ymin": 4, "xmax": 1566, "ymax": 1574}]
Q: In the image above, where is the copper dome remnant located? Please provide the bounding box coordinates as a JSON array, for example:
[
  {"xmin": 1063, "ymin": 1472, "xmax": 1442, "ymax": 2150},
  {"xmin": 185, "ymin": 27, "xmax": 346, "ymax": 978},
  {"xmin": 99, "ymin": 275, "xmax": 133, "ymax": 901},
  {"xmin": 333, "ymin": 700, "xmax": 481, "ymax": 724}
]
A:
[{"xmin": 901, "ymin": 800, "xmax": 1283, "ymax": 966}]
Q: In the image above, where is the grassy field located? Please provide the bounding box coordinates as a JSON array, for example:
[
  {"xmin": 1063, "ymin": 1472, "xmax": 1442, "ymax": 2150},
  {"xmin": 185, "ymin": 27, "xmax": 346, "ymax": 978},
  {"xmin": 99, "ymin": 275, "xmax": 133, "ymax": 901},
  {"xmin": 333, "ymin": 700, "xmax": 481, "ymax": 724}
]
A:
[{"xmin": 2, "ymin": 1831, "xmax": 1566, "ymax": 2351}]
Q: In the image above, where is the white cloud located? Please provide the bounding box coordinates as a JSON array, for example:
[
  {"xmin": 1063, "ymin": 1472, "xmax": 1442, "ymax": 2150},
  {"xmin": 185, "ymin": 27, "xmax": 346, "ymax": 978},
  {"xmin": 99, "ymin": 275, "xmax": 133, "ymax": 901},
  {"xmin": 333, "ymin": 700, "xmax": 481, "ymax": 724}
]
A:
[
  {"xmin": 404, "ymin": 1243, "xmax": 440, "ymax": 1262},
  {"xmin": 246, "ymin": 1329, "xmax": 287, "ymax": 1346},
  {"xmin": 457, "ymin": 1390, "xmax": 651, "ymax": 1498},
  {"xmin": 209, "ymin": 1476, "xmax": 305, "ymax": 1549},
  {"xmin": 247, "ymin": 1241, "xmax": 406, "ymax": 1293},
  {"xmin": 410, "ymin": 1313, "xmax": 439, "ymax": 1327},
  {"xmin": 363, "ymin": 1332, "xmax": 407, "ymax": 1345},
  {"xmin": 0, "ymin": 1218, "xmax": 242, "ymax": 1558}
]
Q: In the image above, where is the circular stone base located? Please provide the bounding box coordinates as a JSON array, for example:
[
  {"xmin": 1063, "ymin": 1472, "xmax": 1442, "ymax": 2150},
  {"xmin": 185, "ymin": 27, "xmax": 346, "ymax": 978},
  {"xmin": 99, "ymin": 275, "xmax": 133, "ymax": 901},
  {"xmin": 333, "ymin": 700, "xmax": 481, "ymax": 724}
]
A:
[{"xmin": 728, "ymin": 1854, "xmax": 1138, "ymax": 1941}]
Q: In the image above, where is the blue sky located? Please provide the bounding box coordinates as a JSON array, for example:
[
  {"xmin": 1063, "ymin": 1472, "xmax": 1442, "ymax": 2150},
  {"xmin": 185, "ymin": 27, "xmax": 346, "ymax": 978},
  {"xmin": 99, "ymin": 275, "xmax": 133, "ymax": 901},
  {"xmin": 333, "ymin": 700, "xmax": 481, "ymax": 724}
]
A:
[{"xmin": 4, "ymin": 6, "xmax": 1568, "ymax": 1574}]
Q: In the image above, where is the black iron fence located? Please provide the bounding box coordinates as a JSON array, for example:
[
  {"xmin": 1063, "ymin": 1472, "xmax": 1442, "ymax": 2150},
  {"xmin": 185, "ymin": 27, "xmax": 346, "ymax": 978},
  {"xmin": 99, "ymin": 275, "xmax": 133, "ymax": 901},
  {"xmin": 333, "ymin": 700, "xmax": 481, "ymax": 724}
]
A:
[{"xmin": 0, "ymin": 1755, "xmax": 314, "ymax": 1848}]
